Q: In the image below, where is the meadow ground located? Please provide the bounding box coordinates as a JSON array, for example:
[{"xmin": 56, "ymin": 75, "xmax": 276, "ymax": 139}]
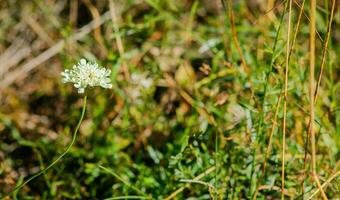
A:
[{"xmin": 0, "ymin": 0, "xmax": 339, "ymax": 199}]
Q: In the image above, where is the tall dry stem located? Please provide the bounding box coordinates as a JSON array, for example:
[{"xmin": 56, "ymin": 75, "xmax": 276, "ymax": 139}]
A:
[
  {"xmin": 309, "ymin": 0, "xmax": 328, "ymax": 199},
  {"xmin": 302, "ymin": 0, "xmax": 335, "ymax": 196},
  {"xmin": 282, "ymin": 0, "xmax": 292, "ymax": 199}
]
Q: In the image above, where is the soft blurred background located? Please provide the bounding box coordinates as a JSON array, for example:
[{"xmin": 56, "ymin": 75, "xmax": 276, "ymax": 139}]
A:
[{"xmin": 0, "ymin": 0, "xmax": 339, "ymax": 199}]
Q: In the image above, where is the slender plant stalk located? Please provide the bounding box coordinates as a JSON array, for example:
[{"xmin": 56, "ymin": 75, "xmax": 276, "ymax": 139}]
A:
[
  {"xmin": 302, "ymin": 0, "xmax": 335, "ymax": 196},
  {"xmin": 309, "ymin": 0, "xmax": 328, "ymax": 199},
  {"xmin": 282, "ymin": 0, "xmax": 314, "ymax": 196},
  {"xmin": 284, "ymin": 1, "xmax": 308, "ymax": 194},
  {"xmin": 288, "ymin": 0, "xmax": 305, "ymax": 62},
  {"xmin": 263, "ymin": 90, "xmax": 283, "ymax": 174},
  {"xmin": 5, "ymin": 95, "xmax": 87, "ymax": 198},
  {"xmin": 314, "ymin": 0, "xmax": 335, "ymax": 102},
  {"xmin": 276, "ymin": 4, "xmax": 306, "ymax": 196},
  {"xmin": 253, "ymin": 2, "xmax": 305, "ymax": 198},
  {"xmin": 292, "ymin": 0, "xmax": 323, "ymax": 42},
  {"xmin": 282, "ymin": 0, "xmax": 292, "ymax": 199}
]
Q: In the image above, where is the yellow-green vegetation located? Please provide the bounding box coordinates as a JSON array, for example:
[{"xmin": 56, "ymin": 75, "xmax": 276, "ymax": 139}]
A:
[{"xmin": 0, "ymin": 0, "xmax": 339, "ymax": 199}]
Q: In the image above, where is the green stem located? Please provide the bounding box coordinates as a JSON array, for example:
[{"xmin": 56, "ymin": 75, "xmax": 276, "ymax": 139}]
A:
[{"xmin": 5, "ymin": 95, "xmax": 87, "ymax": 198}]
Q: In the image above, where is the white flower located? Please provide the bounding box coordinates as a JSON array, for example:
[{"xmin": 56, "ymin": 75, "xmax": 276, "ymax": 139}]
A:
[{"xmin": 61, "ymin": 58, "xmax": 112, "ymax": 93}]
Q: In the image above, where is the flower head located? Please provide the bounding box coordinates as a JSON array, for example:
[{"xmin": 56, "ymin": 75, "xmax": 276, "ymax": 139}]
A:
[{"xmin": 61, "ymin": 58, "xmax": 112, "ymax": 93}]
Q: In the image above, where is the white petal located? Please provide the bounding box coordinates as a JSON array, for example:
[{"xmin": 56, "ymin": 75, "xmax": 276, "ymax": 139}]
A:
[{"xmin": 80, "ymin": 59, "xmax": 86, "ymax": 65}]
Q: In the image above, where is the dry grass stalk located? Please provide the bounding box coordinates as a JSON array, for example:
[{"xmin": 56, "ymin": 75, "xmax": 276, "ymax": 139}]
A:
[
  {"xmin": 282, "ymin": 0, "xmax": 292, "ymax": 198},
  {"xmin": 302, "ymin": 0, "xmax": 336, "ymax": 197},
  {"xmin": 263, "ymin": 92, "xmax": 282, "ymax": 174},
  {"xmin": 314, "ymin": 0, "xmax": 336, "ymax": 101},
  {"xmin": 293, "ymin": 0, "xmax": 323, "ymax": 42},
  {"xmin": 309, "ymin": 0, "xmax": 328, "ymax": 199},
  {"xmin": 288, "ymin": 0, "xmax": 305, "ymax": 61}
]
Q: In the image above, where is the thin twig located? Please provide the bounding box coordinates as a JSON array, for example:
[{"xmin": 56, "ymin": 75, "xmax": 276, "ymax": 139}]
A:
[{"xmin": 309, "ymin": 0, "xmax": 328, "ymax": 199}]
